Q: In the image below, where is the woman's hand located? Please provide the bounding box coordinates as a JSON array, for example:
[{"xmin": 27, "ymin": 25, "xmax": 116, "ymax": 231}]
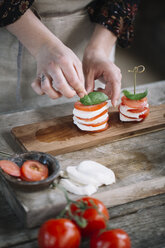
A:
[
  {"xmin": 7, "ymin": 9, "xmax": 86, "ymax": 99},
  {"xmin": 83, "ymin": 24, "xmax": 122, "ymax": 106},
  {"xmin": 32, "ymin": 39, "xmax": 86, "ymax": 99}
]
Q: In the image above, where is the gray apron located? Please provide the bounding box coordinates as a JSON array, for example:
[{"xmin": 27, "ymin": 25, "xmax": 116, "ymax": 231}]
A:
[{"xmin": 0, "ymin": 0, "xmax": 115, "ymax": 113}]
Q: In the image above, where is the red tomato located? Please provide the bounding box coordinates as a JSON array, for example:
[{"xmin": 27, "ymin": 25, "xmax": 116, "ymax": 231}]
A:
[
  {"xmin": 38, "ymin": 218, "xmax": 81, "ymax": 248},
  {"xmin": 139, "ymin": 107, "xmax": 150, "ymax": 119},
  {"xmin": 20, "ymin": 160, "xmax": 48, "ymax": 181},
  {"xmin": 121, "ymin": 96, "xmax": 148, "ymax": 109},
  {"xmin": 74, "ymin": 101, "xmax": 107, "ymax": 111},
  {"xmin": 70, "ymin": 197, "xmax": 109, "ymax": 237},
  {"xmin": 90, "ymin": 229, "xmax": 131, "ymax": 248},
  {"xmin": 127, "ymin": 107, "xmax": 148, "ymax": 113},
  {"xmin": 0, "ymin": 160, "xmax": 21, "ymax": 177}
]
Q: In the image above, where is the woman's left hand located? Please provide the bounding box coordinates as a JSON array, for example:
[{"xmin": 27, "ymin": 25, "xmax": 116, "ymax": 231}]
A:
[
  {"xmin": 83, "ymin": 24, "xmax": 121, "ymax": 107},
  {"xmin": 83, "ymin": 48, "xmax": 121, "ymax": 107}
]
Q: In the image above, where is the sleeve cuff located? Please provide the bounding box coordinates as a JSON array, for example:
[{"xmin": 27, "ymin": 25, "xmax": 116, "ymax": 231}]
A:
[
  {"xmin": 87, "ymin": 0, "xmax": 140, "ymax": 48},
  {"xmin": 0, "ymin": 0, "xmax": 34, "ymax": 27}
]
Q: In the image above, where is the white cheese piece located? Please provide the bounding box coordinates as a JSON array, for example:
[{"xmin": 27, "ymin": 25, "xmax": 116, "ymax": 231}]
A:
[
  {"xmin": 73, "ymin": 120, "xmax": 107, "ymax": 131},
  {"xmin": 60, "ymin": 179, "xmax": 97, "ymax": 196},
  {"xmin": 120, "ymin": 113, "xmax": 142, "ymax": 122},
  {"xmin": 120, "ymin": 104, "xmax": 149, "ymax": 119},
  {"xmin": 66, "ymin": 166, "xmax": 100, "ymax": 187},
  {"xmin": 77, "ymin": 160, "xmax": 116, "ymax": 185},
  {"xmin": 73, "ymin": 101, "xmax": 110, "ymax": 119},
  {"xmin": 73, "ymin": 112, "xmax": 108, "ymax": 125}
]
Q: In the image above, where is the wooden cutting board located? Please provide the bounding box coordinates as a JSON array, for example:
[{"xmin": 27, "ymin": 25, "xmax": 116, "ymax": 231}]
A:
[{"xmin": 11, "ymin": 104, "xmax": 165, "ymax": 155}]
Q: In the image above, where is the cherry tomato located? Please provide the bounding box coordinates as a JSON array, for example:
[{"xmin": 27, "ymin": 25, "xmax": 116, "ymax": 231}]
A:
[
  {"xmin": 0, "ymin": 160, "xmax": 21, "ymax": 177},
  {"xmin": 121, "ymin": 96, "xmax": 148, "ymax": 109},
  {"xmin": 70, "ymin": 197, "xmax": 109, "ymax": 237},
  {"xmin": 38, "ymin": 218, "xmax": 81, "ymax": 248},
  {"xmin": 90, "ymin": 229, "xmax": 131, "ymax": 248},
  {"xmin": 20, "ymin": 160, "xmax": 48, "ymax": 181}
]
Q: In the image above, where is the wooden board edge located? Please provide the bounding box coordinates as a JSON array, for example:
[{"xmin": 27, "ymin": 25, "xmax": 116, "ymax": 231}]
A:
[
  {"xmin": 94, "ymin": 176, "xmax": 165, "ymax": 208},
  {"xmin": 24, "ymin": 176, "xmax": 165, "ymax": 228}
]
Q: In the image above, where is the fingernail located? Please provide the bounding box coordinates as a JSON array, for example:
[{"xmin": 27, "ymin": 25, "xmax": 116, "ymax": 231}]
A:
[{"xmin": 79, "ymin": 92, "xmax": 85, "ymax": 98}]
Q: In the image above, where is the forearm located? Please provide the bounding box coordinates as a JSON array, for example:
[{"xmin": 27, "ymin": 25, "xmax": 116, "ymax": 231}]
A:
[
  {"xmin": 85, "ymin": 24, "xmax": 117, "ymax": 57},
  {"xmin": 6, "ymin": 9, "xmax": 60, "ymax": 58}
]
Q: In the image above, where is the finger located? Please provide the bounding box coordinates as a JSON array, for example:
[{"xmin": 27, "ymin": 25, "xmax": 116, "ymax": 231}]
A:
[
  {"xmin": 49, "ymin": 68, "xmax": 77, "ymax": 98},
  {"xmin": 108, "ymin": 79, "xmax": 121, "ymax": 107},
  {"xmin": 40, "ymin": 74, "xmax": 62, "ymax": 99},
  {"xmin": 62, "ymin": 63, "xmax": 86, "ymax": 98},
  {"xmin": 102, "ymin": 67, "xmax": 122, "ymax": 106},
  {"xmin": 96, "ymin": 87, "xmax": 112, "ymax": 99},
  {"xmin": 84, "ymin": 70, "xmax": 95, "ymax": 93},
  {"xmin": 31, "ymin": 78, "xmax": 45, "ymax": 95}
]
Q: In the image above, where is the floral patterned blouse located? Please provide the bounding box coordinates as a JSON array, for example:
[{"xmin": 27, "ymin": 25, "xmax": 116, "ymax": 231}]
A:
[{"xmin": 0, "ymin": 0, "xmax": 140, "ymax": 48}]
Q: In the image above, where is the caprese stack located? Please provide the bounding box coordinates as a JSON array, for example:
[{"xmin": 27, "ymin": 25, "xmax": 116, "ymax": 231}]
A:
[
  {"xmin": 119, "ymin": 91, "xmax": 149, "ymax": 122},
  {"xmin": 73, "ymin": 92, "xmax": 109, "ymax": 132}
]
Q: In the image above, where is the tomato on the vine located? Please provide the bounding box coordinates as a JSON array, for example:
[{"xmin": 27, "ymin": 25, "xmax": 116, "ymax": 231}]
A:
[
  {"xmin": 70, "ymin": 197, "xmax": 109, "ymax": 237},
  {"xmin": 90, "ymin": 229, "xmax": 131, "ymax": 248},
  {"xmin": 38, "ymin": 218, "xmax": 81, "ymax": 248}
]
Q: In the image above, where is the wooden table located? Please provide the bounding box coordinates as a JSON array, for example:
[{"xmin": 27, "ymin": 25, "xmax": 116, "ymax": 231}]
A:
[{"xmin": 0, "ymin": 81, "xmax": 165, "ymax": 248}]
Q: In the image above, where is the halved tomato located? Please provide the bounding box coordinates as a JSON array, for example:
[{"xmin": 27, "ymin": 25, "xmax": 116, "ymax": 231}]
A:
[
  {"xmin": 0, "ymin": 160, "xmax": 21, "ymax": 177},
  {"xmin": 20, "ymin": 160, "xmax": 48, "ymax": 182},
  {"xmin": 121, "ymin": 96, "xmax": 148, "ymax": 109},
  {"xmin": 74, "ymin": 101, "xmax": 107, "ymax": 112}
]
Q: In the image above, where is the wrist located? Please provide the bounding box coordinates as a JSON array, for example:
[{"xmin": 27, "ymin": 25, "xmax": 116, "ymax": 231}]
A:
[{"xmin": 85, "ymin": 24, "xmax": 117, "ymax": 57}]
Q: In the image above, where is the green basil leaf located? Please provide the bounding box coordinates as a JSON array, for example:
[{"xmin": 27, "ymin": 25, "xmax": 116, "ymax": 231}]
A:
[
  {"xmin": 123, "ymin": 89, "xmax": 148, "ymax": 100},
  {"xmin": 80, "ymin": 92, "xmax": 108, "ymax": 105}
]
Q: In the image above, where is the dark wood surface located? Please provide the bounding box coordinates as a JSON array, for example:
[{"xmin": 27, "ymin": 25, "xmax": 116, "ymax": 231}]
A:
[
  {"xmin": 0, "ymin": 188, "xmax": 165, "ymax": 248},
  {"xmin": 0, "ymin": 82, "xmax": 165, "ymax": 248}
]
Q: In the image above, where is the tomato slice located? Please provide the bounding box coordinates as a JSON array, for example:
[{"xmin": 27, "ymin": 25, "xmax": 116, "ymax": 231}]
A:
[
  {"xmin": 0, "ymin": 160, "xmax": 21, "ymax": 177},
  {"xmin": 82, "ymin": 117, "xmax": 109, "ymax": 127},
  {"xmin": 121, "ymin": 96, "xmax": 148, "ymax": 109},
  {"xmin": 128, "ymin": 107, "xmax": 148, "ymax": 113},
  {"xmin": 139, "ymin": 107, "xmax": 150, "ymax": 119},
  {"xmin": 20, "ymin": 160, "xmax": 48, "ymax": 182},
  {"xmin": 76, "ymin": 110, "xmax": 108, "ymax": 121},
  {"xmin": 74, "ymin": 101, "xmax": 107, "ymax": 112},
  {"xmin": 120, "ymin": 112, "xmax": 143, "ymax": 120},
  {"xmin": 86, "ymin": 123, "xmax": 109, "ymax": 133}
]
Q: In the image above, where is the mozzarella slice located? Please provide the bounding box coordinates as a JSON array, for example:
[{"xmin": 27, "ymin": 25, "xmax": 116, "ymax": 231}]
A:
[
  {"xmin": 73, "ymin": 120, "xmax": 107, "ymax": 131},
  {"xmin": 73, "ymin": 112, "xmax": 108, "ymax": 125},
  {"xmin": 77, "ymin": 160, "xmax": 115, "ymax": 185},
  {"xmin": 120, "ymin": 113, "xmax": 142, "ymax": 122},
  {"xmin": 73, "ymin": 101, "xmax": 109, "ymax": 119},
  {"xmin": 66, "ymin": 166, "xmax": 100, "ymax": 187},
  {"xmin": 60, "ymin": 179, "xmax": 97, "ymax": 196},
  {"xmin": 120, "ymin": 104, "xmax": 149, "ymax": 119}
]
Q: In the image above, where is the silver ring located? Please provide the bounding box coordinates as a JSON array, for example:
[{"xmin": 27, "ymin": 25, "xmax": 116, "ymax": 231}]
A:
[{"xmin": 41, "ymin": 74, "xmax": 46, "ymax": 83}]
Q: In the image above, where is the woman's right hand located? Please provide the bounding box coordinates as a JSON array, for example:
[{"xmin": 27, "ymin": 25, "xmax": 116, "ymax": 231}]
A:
[
  {"xmin": 7, "ymin": 9, "xmax": 86, "ymax": 99},
  {"xmin": 32, "ymin": 39, "xmax": 86, "ymax": 99}
]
